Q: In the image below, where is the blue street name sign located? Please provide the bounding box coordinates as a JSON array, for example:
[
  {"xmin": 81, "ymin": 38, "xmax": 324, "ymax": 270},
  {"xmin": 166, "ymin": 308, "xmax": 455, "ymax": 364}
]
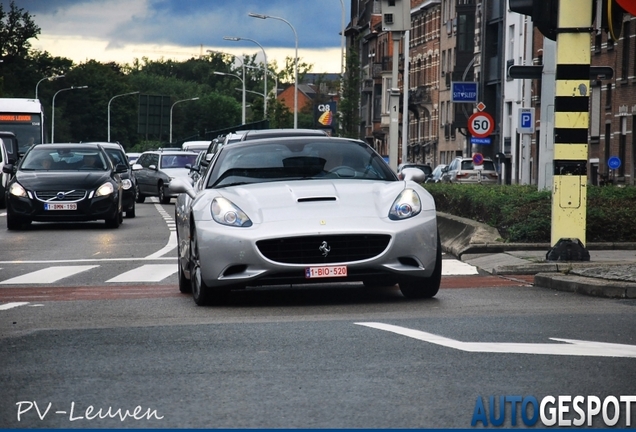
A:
[
  {"xmin": 451, "ymin": 82, "xmax": 478, "ymax": 103},
  {"xmin": 470, "ymin": 137, "xmax": 491, "ymax": 145}
]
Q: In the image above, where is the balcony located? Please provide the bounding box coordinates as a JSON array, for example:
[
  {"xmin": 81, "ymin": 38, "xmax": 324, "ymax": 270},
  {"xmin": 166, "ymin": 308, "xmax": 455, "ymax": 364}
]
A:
[{"xmin": 409, "ymin": 85, "xmax": 433, "ymax": 104}]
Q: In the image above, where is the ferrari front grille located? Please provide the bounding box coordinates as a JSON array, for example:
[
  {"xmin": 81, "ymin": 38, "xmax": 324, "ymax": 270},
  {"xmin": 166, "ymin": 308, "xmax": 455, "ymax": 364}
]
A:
[{"xmin": 257, "ymin": 234, "xmax": 391, "ymax": 264}]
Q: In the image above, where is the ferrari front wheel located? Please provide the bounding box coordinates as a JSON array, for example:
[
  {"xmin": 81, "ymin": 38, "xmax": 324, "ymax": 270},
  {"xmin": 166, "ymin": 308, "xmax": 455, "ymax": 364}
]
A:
[{"xmin": 189, "ymin": 225, "xmax": 228, "ymax": 306}]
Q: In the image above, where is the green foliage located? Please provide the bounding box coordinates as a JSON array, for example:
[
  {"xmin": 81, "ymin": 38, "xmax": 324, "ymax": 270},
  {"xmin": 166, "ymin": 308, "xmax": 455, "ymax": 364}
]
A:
[
  {"xmin": 339, "ymin": 37, "xmax": 361, "ymax": 139},
  {"xmin": 423, "ymin": 184, "xmax": 636, "ymax": 243}
]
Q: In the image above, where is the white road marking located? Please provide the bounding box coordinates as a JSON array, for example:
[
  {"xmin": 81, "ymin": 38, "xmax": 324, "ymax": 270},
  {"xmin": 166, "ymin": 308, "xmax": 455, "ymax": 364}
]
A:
[
  {"xmin": 442, "ymin": 259, "xmax": 479, "ymax": 275},
  {"xmin": 106, "ymin": 264, "xmax": 177, "ymax": 283},
  {"xmin": 355, "ymin": 322, "xmax": 636, "ymax": 358},
  {"xmin": 0, "ymin": 265, "xmax": 98, "ymax": 284},
  {"xmin": 143, "ymin": 202, "xmax": 177, "ymax": 258},
  {"xmin": 0, "ymin": 302, "xmax": 29, "ymax": 310}
]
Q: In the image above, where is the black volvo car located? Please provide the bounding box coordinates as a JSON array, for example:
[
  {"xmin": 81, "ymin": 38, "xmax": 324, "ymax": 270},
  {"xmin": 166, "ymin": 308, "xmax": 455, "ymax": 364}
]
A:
[{"xmin": 2, "ymin": 143, "xmax": 126, "ymax": 230}]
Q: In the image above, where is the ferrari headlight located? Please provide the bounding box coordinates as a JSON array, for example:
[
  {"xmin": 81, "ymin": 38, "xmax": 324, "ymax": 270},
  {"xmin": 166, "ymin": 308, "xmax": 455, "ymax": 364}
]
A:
[
  {"xmin": 9, "ymin": 182, "xmax": 27, "ymax": 198},
  {"xmin": 211, "ymin": 197, "xmax": 252, "ymax": 227},
  {"xmin": 121, "ymin": 179, "xmax": 132, "ymax": 190},
  {"xmin": 95, "ymin": 182, "xmax": 114, "ymax": 197},
  {"xmin": 389, "ymin": 188, "xmax": 421, "ymax": 220}
]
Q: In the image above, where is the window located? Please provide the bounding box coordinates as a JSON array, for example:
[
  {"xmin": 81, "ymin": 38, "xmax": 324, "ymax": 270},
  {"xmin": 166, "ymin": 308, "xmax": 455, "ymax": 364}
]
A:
[
  {"xmin": 605, "ymin": 83, "xmax": 612, "ymax": 109},
  {"xmin": 621, "ymin": 21, "xmax": 631, "ymax": 81}
]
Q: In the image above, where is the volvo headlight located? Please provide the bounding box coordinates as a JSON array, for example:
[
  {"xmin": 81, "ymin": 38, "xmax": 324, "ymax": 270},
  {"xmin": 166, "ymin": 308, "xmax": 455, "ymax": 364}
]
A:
[
  {"xmin": 389, "ymin": 188, "xmax": 421, "ymax": 220},
  {"xmin": 95, "ymin": 182, "xmax": 114, "ymax": 197},
  {"xmin": 9, "ymin": 182, "xmax": 27, "ymax": 198},
  {"xmin": 121, "ymin": 179, "xmax": 132, "ymax": 190},
  {"xmin": 211, "ymin": 197, "xmax": 252, "ymax": 227}
]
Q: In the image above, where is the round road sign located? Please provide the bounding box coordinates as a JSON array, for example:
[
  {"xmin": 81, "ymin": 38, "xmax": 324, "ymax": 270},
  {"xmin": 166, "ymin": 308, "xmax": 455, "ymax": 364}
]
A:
[
  {"xmin": 472, "ymin": 153, "xmax": 484, "ymax": 166},
  {"xmin": 608, "ymin": 156, "xmax": 621, "ymax": 170},
  {"xmin": 468, "ymin": 112, "xmax": 494, "ymax": 138}
]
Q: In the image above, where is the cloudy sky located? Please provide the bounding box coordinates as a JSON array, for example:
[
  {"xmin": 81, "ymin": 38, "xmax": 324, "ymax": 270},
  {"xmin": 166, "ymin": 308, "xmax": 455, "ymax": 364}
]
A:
[{"xmin": 6, "ymin": 0, "xmax": 350, "ymax": 73}]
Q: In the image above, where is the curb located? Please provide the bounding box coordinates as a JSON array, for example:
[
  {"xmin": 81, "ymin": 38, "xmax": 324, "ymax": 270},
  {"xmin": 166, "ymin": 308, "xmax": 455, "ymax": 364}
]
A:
[{"xmin": 534, "ymin": 273, "xmax": 636, "ymax": 299}]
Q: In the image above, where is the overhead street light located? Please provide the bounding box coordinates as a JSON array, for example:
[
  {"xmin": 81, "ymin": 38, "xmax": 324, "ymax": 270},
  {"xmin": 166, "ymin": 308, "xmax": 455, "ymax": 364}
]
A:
[
  {"xmin": 169, "ymin": 97, "xmax": 199, "ymax": 143},
  {"xmin": 224, "ymin": 36, "xmax": 268, "ymax": 118},
  {"xmin": 214, "ymin": 71, "xmax": 246, "ymax": 125},
  {"xmin": 208, "ymin": 49, "xmax": 247, "ymax": 125},
  {"xmin": 35, "ymin": 74, "xmax": 65, "ymax": 100},
  {"xmin": 107, "ymin": 91, "xmax": 139, "ymax": 142},
  {"xmin": 248, "ymin": 12, "xmax": 298, "ymax": 129},
  {"xmin": 51, "ymin": 85, "xmax": 88, "ymax": 143}
]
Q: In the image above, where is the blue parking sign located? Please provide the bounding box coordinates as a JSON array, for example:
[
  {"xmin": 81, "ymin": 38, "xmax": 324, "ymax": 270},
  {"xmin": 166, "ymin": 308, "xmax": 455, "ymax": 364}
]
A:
[{"xmin": 517, "ymin": 108, "xmax": 534, "ymax": 134}]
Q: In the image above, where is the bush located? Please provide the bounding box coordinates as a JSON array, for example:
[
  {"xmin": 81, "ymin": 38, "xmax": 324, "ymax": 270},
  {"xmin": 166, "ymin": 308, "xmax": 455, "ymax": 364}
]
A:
[{"xmin": 423, "ymin": 184, "xmax": 636, "ymax": 243}]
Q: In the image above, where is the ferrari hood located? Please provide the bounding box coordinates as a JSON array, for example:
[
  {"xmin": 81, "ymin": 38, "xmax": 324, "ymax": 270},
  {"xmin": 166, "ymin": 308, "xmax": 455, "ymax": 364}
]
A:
[{"xmin": 203, "ymin": 180, "xmax": 420, "ymax": 223}]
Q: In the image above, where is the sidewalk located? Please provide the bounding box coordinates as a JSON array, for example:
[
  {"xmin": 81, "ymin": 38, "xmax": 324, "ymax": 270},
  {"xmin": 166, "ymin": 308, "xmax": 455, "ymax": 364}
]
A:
[{"xmin": 438, "ymin": 212, "xmax": 636, "ymax": 299}]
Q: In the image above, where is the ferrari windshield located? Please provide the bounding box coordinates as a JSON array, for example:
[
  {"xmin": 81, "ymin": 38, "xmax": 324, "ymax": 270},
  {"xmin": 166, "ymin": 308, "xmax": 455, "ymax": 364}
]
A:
[{"xmin": 206, "ymin": 139, "xmax": 397, "ymax": 188}]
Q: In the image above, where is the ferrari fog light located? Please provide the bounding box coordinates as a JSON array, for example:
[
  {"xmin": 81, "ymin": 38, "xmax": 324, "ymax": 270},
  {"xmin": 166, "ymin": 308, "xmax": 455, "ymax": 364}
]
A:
[
  {"xmin": 9, "ymin": 182, "xmax": 28, "ymax": 198},
  {"xmin": 121, "ymin": 179, "xmax": 132, "ymax": 190},
  {"xmin": 95, "ymin": 182, "xmax": 114, "ymax": 197},
  {"xmin": 389, "ymin": 188, "xmax": 421, "ymax": 220},
  {"xmin": 211, "ymin": 197, "xmax": 252, "ymax": 227}
]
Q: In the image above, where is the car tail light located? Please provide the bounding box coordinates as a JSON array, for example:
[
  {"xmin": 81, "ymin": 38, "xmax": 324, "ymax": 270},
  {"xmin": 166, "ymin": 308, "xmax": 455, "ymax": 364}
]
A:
[{"xmin": 456, "ymin": 172, "xmax": 469, "ymax": 178}]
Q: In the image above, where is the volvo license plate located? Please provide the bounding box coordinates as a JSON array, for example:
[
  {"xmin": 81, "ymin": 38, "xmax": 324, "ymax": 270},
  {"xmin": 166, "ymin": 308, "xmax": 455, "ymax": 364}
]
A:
[
  {"xmin": 305, "ymin": 265, "xmax": 347, "ymax": 279},
  {"xmin": 44, "ymin": 203, "xmax": 77, "ymax": 211}
]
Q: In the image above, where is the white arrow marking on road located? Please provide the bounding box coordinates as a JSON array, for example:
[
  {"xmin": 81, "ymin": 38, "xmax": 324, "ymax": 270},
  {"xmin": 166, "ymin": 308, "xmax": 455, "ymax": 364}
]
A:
[
  {"xmin": 355, "ymin": 322, "xmax": 636, "ymax": 358},
  {"xmin": 0, "ymin": 302, "xmax": 29, "ymax": 311}
]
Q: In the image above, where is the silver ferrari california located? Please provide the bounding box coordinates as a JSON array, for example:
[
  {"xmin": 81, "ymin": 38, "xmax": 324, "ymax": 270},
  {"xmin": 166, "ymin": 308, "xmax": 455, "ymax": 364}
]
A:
[{"xmin": 170, "ymin": 136, "xmax": 441, "ymax": 305}]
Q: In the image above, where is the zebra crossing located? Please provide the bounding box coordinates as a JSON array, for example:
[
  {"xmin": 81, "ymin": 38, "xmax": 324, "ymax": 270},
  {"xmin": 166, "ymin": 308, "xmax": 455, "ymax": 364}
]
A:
[{"xmin": 0, "ymin": 255, "xmax": 477, "ymax": 287}]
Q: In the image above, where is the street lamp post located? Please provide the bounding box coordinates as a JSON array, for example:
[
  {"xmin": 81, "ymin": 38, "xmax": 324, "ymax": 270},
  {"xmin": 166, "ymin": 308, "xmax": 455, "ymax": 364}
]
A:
[
  {"xmin": 214, "ymin": 71, "xmax": 246, "ymax": 125},
  {"xmin": 107, "ymin": 91, "xmax": 139, "ymax": 142},
  {"xmin": 169, "ymin": 97, "xmax": 199, "ymax": 143},
  {"xmin": 224, "ymin": 36, "xmax": 268, "ymax": 118},
  {"xmin": 35, "ymin": 74, "xmax": 65, "ymax": 100},
  {"xmin": 207, "ymin": 49, "xmax": 247, "ymax": 125},
  {"xmin": 51, "ymin": 85, "xmax": 88, "ymax": 143},
  {"xmin": 248, "ymin": 12, "xmax": 298, "ymax": 129}
]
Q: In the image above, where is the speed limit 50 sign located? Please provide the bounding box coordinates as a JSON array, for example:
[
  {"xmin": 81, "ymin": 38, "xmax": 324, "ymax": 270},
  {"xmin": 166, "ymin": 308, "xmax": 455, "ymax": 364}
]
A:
[{"xmin": 468, "ymin": 112, "xmax": 494, "ymax": 138}]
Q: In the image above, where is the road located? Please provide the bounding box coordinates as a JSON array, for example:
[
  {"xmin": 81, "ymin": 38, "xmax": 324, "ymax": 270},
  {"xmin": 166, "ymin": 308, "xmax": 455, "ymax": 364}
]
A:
[{"xmin": 0, "ymin": 199, "xmax": 634, "ymax": 429}]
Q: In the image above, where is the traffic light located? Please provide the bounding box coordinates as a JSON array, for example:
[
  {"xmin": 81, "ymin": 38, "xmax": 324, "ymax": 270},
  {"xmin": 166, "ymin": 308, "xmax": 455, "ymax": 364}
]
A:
[
  {"xmin": 508, "ymin": 0, "xmax": 559, "ymax": 40},
  {"xmin": 603, "ymin": 0, "xmax": 629, "ymax": 40}
]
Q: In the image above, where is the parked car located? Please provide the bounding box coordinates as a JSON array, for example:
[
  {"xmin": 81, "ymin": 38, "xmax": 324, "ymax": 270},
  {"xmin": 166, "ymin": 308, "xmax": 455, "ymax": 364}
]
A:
[
  {"xmin": 425, "ymin": 164, "xmax": 447, "ymax": 183},
  {"xmin": 0, "ymin": 131, "xmax": 20, "ymax": 209},
  {"xmin": 98, "ymin": 142, "xmax": 138, "ymax": 218},
  {"xmin": 3, "ymin": 143, "xmax": 125, "ymax": 230},
  {"xmin": 397, "ymin": 163, "xmax": 433, "ymax": 181},
  {"xmin": 170, "ymin": 136, "xmax": 441, "ymax": 306},
  {"xmin": 133, "ymin": 149, "xmax": 198, "ymax": 204},
  {"xmin": 441, "ymin": 157, "xmax": 499, "ymax": 185}
]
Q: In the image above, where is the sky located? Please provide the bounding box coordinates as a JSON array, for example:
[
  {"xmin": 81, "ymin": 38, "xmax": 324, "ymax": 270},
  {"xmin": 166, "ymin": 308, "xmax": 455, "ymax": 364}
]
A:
[{"xmin": 5, "ymin": 0, "xmax": 350, "ymax": 74}]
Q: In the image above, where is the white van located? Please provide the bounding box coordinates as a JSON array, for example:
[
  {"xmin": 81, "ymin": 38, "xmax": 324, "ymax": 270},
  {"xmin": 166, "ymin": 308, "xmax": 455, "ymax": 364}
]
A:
[{"xmin": 182, "ymin": 140, "xmax": 211, "ymax": 153}]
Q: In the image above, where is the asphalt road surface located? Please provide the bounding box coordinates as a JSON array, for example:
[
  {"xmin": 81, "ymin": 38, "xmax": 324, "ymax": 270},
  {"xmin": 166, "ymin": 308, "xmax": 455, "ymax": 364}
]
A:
[{"xmin": 1, "ymin": 199, "xmax": 634, "ymax": 429}]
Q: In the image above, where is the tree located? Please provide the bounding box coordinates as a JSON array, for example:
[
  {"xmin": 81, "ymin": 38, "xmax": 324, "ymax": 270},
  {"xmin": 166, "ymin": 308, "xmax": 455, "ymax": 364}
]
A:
[
  {"xmin": 339, "ymin": 39, "xmax": 362, "ymax": 139},
  {"xmin": 0, "ymin": 0, "xmax": 39, "ymax": 58}
]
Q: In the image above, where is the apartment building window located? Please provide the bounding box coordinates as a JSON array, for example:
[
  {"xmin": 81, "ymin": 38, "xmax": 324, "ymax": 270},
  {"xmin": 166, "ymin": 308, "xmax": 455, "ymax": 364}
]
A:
[
  {"xmin": 608, "ymin": 36, "xmax": 614, "ymax": 51},
  {"xmin": 605, "ymin": 83, "xmax": 612, "ymax": 109},
  {"xmin": 604, "ymin": 122, "xmax": 611, "ymax": 174},
  {"xmin": 619, "ymin": 117, "xmax": 626, "ymax": 177},
  {"xmin": 621, "ymin": 21, "xmax": 631, "ymax": 81},
  {"xmin": 595, "ymin": 33, "xmax": 602, "ymax": 54},
  {"xmin": 440, "ymin": 101, "xmax": 446, "ymax": 127}
]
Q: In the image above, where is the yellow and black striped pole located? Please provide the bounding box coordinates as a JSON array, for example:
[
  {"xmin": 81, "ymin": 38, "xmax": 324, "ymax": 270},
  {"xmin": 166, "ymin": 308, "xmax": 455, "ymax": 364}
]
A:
[{"xmin": 546, "ymin": 0, "xmax": 592, "ymax": 261}]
